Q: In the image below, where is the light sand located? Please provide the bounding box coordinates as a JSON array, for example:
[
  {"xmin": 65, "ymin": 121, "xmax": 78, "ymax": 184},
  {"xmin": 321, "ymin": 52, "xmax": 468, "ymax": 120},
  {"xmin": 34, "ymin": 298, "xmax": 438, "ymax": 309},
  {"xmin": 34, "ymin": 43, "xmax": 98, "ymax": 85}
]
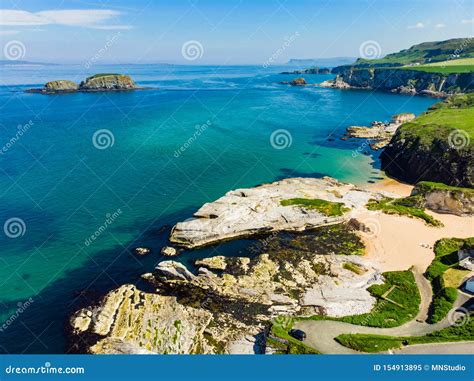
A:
[
  {"xmin": 359, "ymin": 178, "xmax": 474, "ymax": 272},
  {"xmin": 367, "ymin": 177, "xmax": 413, "ymax": 197}
]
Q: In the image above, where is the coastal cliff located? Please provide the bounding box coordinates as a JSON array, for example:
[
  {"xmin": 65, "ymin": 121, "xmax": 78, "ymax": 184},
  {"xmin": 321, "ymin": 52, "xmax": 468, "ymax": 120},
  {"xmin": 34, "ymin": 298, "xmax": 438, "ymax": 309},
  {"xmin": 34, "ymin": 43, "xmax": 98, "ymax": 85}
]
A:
[
  {"xmin": 322, "ymin": 68, "xmax": 474, "ymax": 96},
  {"xmin": 381, "ymin": 94, "xmax": 474, "ymax": 187}
]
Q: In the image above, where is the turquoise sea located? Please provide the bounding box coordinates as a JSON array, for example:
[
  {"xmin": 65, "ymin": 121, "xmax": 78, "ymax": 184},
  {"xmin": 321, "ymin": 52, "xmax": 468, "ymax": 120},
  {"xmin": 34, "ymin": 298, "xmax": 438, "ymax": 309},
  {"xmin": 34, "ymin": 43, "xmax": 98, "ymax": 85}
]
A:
[{"xmin": 0, "ymin": 64, "xmax": 437, "ymax": 353}]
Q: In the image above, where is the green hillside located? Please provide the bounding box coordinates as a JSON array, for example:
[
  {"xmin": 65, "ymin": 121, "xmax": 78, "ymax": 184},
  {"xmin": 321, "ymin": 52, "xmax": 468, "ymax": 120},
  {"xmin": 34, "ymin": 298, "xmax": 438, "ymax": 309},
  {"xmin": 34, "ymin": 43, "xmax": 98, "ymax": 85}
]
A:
[{"xmin": 355, "ymin": 38, "xmax": 474, "ymax": 67}]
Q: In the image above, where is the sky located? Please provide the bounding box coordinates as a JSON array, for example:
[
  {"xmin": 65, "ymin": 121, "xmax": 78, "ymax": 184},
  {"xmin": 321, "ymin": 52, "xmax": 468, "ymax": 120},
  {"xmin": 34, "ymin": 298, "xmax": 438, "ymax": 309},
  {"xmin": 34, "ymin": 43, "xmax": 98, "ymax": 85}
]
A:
[{"xmin": 0, "ymin": 0, "xmax": 473, "ymax": 64}]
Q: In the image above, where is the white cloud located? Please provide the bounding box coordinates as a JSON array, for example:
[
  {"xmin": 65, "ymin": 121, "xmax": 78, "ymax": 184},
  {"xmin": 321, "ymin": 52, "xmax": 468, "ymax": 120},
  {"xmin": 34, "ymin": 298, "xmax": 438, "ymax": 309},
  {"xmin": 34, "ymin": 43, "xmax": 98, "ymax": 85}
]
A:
[
  {"xmin": 462, "ymin": 18, "xmax": 474, "ymax": 24},
  {"xmin": 435, "ymin": 23, "xmax": 445, "ymax": 28},
  {"xmin": 407, "ymin": 22, "xmax": 425, "ymax": 29},
  {"xmin": 0, "ymin": 9, "xmax": 131, "ymax": 29}
]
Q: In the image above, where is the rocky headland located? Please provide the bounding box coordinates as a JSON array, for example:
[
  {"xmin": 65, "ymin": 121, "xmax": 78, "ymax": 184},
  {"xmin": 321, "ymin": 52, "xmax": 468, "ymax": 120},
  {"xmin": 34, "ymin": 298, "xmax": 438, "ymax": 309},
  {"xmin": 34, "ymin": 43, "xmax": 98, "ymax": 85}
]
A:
[
  {"xmin": 26, "ymin": 74, "xmax": 140, "ymax": 94},
  {"xmin": 345, "ymin": 113, "xmax": 415, "ymax": 150},
  {"xmin": 381, "ymin": 94, "xmax": 474, "ymax": 187},
  {"xmin": 319, "ymin": 68, "xmax": 473, "ymax": 96}
]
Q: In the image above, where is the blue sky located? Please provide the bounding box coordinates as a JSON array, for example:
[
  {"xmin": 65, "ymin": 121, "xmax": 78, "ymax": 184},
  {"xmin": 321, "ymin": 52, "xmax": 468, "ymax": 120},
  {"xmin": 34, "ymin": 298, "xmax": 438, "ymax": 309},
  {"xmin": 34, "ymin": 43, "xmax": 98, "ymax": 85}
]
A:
[{"xmin": 0, "ymin": 0, "xmax": 473, "ymax": 64}]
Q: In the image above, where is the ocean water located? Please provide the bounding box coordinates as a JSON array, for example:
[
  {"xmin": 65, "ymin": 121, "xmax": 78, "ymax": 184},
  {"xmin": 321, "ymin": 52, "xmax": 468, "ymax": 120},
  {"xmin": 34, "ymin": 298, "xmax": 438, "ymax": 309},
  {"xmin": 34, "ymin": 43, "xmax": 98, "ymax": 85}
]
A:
[{"xmin": 0, "ymin": 64, "xmax": 437, "ymax": 353}]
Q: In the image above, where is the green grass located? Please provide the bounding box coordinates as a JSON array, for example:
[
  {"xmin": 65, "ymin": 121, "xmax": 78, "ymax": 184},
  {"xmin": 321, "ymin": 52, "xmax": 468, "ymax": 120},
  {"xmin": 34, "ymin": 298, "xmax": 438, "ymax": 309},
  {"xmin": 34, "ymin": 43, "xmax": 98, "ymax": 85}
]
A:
[
  {"xmin": 269, "ymin": 324, "xmax": 320, "ymax": 354},
  {"xmin": 425, "ymin": 237, "xmax": 473, "ymax": 323},
  {"xmin": 347, "ymin": 39, "xmax": 474, "ymax": 68},
  {"xmin": 395, "ymin": 94, "xmax": 474, "ymax": 149},
  {"xmin": 280, "ymin": 198, "xmax": 350, "ymax": 216},
  {"xmin": 335, "ymin": 318, "xmax": 474, "ymax": 352},
  {"xmin": 401, "ymin": 58, "xmax": 474, "ymax": 74},
  {"xmin": 297, "ymin": 270, "xmax": 421, "ymax": 328},
  {"xmin": 366, "ymin": 197, "xmax": 443, "ymax": 227},
  {"xmin": 343, "ymin": 262, "xmax": 366, "ymax": 275},
  {"xmin": 88, "ymin": 73, "xmax": 122, "ymax": 79},
  {"xmin": 415, "ymin": 181, "xmax": 474, "ymax": 195}
]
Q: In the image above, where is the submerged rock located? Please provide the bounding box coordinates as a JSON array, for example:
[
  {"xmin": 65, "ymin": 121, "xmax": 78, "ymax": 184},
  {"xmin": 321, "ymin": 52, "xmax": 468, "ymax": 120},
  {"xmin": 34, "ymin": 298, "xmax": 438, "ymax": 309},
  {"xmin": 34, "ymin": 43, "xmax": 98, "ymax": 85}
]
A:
[{"xmin": 133, "ymin": 247, "xmax": 151, "ymax": 256}]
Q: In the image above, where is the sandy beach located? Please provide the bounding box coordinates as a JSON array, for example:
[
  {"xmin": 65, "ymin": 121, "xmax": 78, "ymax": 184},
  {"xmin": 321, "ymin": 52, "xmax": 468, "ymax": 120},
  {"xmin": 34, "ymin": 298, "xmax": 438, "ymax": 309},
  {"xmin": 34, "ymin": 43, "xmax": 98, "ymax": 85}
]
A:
[{"xmin": 360, "ymin": 178, "xmax": 474, "ymax": 272}]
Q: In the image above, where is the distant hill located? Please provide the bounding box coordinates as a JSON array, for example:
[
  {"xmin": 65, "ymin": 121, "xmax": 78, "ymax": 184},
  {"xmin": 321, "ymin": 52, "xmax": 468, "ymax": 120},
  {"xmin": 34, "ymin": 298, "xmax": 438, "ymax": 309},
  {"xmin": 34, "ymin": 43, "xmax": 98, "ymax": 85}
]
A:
[
  {"xmin": 353, "ymin": 38, "xmax": 474, "ymax": 68},
  {"xmin": 286, "ymin": 57, "xmax": 357, "ymax": 68}
]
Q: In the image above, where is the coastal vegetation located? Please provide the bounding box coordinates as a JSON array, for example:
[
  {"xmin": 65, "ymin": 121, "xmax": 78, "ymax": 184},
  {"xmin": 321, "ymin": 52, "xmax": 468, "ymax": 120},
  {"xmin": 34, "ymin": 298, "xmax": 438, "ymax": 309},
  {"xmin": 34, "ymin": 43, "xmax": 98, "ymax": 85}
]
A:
[
  {"xmin": 425, "ymin": 237, "xmax": 473, "ymax": 323},
  {"xmin": 268, "ymin": 324, "xmax": 320, "ymax": 354},
  {"xmin": 295, "ymin": 270, "xmax": 421, "ymax": 328},
  {"xmin": 366, "ymin": 196, "xmax": 443, "ymax": 227},
  {"xmin": 382, "ymin": 94, "xmax": 474, "ymax": 187},
  {"xmin": 338, "ymin": 38, "xmax": 474, "ymax": 69},
  {"xmin": 280, "ymin": 198, "xmax": 349, "ymax": 216},
  {"xmin": 335, "ymin": 318, "xmax": 474, "ymax": 353},
  {"xmin": 403, "ymin": 58, "xmax": 474, "ymax": 74}
]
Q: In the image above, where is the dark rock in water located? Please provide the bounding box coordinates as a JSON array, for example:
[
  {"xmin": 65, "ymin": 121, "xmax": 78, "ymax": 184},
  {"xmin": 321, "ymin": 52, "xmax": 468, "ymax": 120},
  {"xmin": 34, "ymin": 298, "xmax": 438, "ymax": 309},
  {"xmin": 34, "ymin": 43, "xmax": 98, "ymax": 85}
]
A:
[
  {"xmin": 281, "ymin": 77, "xmax": 307, "ymax": 86},
  {"xmin": 367, "ymin": 180, "xmax": 376, "ymax": 183},
  {"xmin": 133, "ymin": 247, "xmax": 152, "ymax": 256}
]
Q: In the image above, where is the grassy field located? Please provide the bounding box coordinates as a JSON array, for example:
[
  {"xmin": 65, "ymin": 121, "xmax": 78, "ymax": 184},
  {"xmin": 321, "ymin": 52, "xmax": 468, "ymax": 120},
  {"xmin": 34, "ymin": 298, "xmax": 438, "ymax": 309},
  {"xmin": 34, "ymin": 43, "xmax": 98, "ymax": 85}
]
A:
[
  {"xmin": 395, "ymin": 94, "xmax": 474, "ymax": 148},
  {"xmin": 402, "ymin": 57, "xmax": 474, "ymax": 74},
  {"xmin": 280, "ymin": 198, "xmax": 349, "ymax": 216},
  {"xmin": 366, "ymin": 197, "xmax": 443, "ymax": 227},
  {"xmin": 336, "ymin": 318, "xmax": 474, "ymax": 352},
  {"xmin": 425, "ymin": 237, "xmax": 473, "ymax": 323}
]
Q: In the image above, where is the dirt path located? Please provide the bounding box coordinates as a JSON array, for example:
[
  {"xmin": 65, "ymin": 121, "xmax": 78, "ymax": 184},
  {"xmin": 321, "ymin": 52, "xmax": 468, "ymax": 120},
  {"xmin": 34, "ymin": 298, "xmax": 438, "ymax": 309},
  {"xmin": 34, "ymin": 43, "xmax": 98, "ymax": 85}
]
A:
[{"xmin": 294, "ymin": 270, "xmax": 469, "ymax": 354}]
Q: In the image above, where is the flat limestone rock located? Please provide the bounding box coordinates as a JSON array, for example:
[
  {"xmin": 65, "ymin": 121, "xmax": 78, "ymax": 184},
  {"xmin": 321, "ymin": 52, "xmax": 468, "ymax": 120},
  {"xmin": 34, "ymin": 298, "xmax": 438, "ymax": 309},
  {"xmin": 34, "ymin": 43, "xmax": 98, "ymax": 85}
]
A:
[
  {"xmin": 75, "ymin": 284, "xmax": 213, "ymax": 354},
  {"xmin": 170, "ymin": 177, "xmax": 380, "ymax": 248}
]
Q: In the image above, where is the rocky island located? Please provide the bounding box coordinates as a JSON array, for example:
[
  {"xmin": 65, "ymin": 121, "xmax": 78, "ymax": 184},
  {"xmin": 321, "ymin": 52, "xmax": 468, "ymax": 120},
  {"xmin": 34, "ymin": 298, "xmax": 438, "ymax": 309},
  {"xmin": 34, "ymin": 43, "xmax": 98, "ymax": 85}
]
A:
[{"xmin": 26, "ymin": 74, "xmax": 140, "ymax": 94}]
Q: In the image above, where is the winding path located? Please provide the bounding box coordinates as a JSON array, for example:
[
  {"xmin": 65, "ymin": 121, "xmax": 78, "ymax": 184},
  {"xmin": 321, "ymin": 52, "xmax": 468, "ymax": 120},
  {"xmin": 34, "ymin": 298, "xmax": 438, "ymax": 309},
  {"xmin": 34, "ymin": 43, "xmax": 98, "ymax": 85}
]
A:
[{"xmin": 294, "ymin": 269, "xmax": 472, "ymax": 354}]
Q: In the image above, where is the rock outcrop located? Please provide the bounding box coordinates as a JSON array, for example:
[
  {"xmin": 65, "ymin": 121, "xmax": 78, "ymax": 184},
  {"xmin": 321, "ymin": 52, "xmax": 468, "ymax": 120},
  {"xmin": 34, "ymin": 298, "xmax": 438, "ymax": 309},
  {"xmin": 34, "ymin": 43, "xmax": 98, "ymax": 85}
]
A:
[
  {"xmin": 79, "ymin": 74, "xmax": 138, "ymax": 91},
  {"xmin": 70, "ymin": 226, "xmax": 383, "ymax": 354},
  {"xmin": 169, "ymin": 177, "xmax": 382, "ymax": 248},
  {"xmin": 412, "ymin": 182, "xmax": 474, "ymax": 216},
  {"xmin": 44, "ymin": 80, "xmax": 78, "ymax": 92},
  {"xmin": 320, "ymin": 68, "xmax": 474, "ymax": 96},
  {"xmin": 26, "ymin": 74, "xmax": 140, "ymax": 94},
  {"xmin": 345, "ymin": 113, "xmax": 415, "ymax": 150},
  {"xmin": 281, "ymin": 77, "xmax": 307, "ymax": 86},
  {"xmin": 381, "ymin": 94, "xmax": 474, "ymax": 187}
]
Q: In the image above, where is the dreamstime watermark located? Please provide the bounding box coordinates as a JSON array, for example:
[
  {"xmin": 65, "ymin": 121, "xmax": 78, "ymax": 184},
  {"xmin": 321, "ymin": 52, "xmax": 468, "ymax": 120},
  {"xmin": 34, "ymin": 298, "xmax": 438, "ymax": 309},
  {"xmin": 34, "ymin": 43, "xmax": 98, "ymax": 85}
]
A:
[
  {"xmin": 0, "ymin": 120, "xmax": 34, "ymax": 155},
  {"xmin": 248, "ymin": 231, "xmax": 278, "ymax": 255},
  {"xmin": 448, "ymin": 129, "xmax": 470, "ymax": 150},
  {"xmin": 270, "ymin": 129, "xmax": 292, "ymax": 149},
  {"xmin": 5, "ymin": 362, "xmax": 84, "ymax": 375},
  {"xmin": 357, "ymin": 217, "xmax": 381, "ymax": 238},
  {"xmin": 262, "ymin": 31, "xmax": 300, "ymax": 68},
  {"xmin": 0, "ymin": 297, "xmax": 34, "ymax": 333},
  {"xmin": 84, "ymin": 32, "xmax": 122, "ymax": 69},
  {"xmin": 181, "ymin": 40, "xmax": 204, "ymax": 61},
  {"xmin": 272, "ymin": 315, "xmax": 294, "ymax": 330},
  {"xmin": 3, "ymin": 40, "xmax": 26, "ymax": 61},
  {"xmin": 351, "ymin": 139, "xmax": 373, "ymax": 158},
  {"xmin": 3, "ymin": 217, "xmax": 26, "ymax": 238},
  {"xmin": 92, "ymin": 129, "xmax": 115, "ymax": 150},
  {"xmin": 173, "ymin": 120, "xmax": 212, "ymax": 158},
  {"xmin": 84, "ymin": 209, "xmax": 122, "ymax": 246},
  {"xmin": 359, "ymin": 40, "xmax": 382, "ymax": 60}
]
